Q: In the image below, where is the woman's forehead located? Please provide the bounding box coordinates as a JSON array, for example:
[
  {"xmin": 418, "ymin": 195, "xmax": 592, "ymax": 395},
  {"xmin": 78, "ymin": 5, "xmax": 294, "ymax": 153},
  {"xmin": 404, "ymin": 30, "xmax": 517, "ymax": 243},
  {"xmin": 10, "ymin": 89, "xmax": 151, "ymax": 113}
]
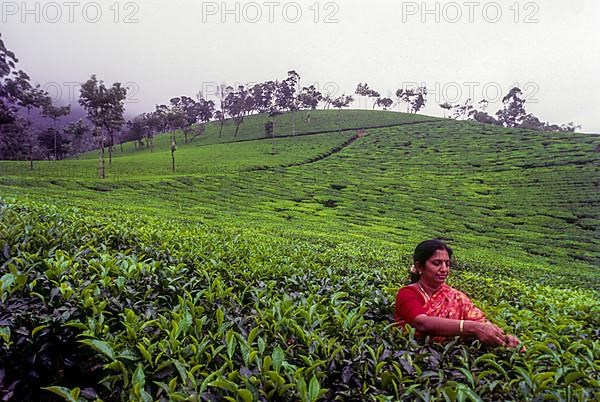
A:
[{"xmin": 430, "ymin": 249, "xmax": 450, "ymax": 259}]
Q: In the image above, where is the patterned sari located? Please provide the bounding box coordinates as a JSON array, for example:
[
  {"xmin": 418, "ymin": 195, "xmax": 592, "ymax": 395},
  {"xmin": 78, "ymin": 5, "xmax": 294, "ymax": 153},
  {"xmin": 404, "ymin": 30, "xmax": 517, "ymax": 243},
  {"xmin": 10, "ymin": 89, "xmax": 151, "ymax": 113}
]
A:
[{"xmin": 400, "ymin": 284, "xmax": 488, "ymax": 341}]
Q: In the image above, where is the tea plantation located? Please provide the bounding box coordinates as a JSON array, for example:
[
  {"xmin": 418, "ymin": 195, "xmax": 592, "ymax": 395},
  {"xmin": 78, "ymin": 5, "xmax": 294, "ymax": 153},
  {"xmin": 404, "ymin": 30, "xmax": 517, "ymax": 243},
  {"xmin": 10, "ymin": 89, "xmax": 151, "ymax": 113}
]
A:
[{"xmin": 0, "ymin": 110, "xmax": 598, "ymax": 401}]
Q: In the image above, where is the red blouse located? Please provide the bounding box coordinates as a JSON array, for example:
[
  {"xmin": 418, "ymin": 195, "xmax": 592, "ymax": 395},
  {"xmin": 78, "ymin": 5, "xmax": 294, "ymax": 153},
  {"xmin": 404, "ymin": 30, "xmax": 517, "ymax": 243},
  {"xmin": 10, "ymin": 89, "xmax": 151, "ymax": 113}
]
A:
[{"xmin": 395, "ymin": 285, "xmax": 427, "ymax": 325}]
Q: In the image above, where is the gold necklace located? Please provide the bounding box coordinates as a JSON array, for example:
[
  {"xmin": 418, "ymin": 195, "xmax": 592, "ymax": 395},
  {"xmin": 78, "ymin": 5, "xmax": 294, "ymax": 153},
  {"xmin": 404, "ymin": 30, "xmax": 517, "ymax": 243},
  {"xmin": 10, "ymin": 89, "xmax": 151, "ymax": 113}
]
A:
[{"xmin": 417, "ymin": 283, "xmax": 431, "ymax": 303}]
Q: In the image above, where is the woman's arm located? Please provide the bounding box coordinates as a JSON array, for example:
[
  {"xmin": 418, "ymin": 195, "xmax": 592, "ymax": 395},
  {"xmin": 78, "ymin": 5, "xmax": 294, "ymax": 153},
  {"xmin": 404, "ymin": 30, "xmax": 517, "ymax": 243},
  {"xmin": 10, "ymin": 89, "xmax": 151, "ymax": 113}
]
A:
[{"xmin": 412, "ymin": 314, "xmax": 521, "ymax": 347}]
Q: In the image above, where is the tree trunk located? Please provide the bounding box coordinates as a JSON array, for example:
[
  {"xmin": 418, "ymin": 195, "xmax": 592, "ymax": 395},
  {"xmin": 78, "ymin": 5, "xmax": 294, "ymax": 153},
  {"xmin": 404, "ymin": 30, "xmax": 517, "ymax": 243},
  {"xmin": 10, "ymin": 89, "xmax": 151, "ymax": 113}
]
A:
[
  {"xmin": 26, "ymin": 108, "xmax": 34, "ymax": 170},
  {"xmin": 98, "ymin": 130, "xmax": 105, "ymax": 179},
  {"xmin": 53, "ymin": 129, "xmax": 57, "ymax": 160},
  {"xmin": 272, "ymin": 116, "xmax": 276, "ymax": 154},
  {"xmin": 219, "ymin": 120, "xmax": 224, "ymax": 138},
  {"xmin": 234, "ymin": 118, "xmax": 242, "ymax": 137},
  {"xmin": 108, "ymin": 131, "xmax": 113, "ymax": 165},
  {"xmin": 171, "ymin": 150, "xmax": 175, "ymax": 172},
  {"xmin": 292, "ymin": 110, "xmax": 296, "ymax": 136},
  {"xmin": 28, "ymin": 132, "xmax": 34, "ymax": 170}
]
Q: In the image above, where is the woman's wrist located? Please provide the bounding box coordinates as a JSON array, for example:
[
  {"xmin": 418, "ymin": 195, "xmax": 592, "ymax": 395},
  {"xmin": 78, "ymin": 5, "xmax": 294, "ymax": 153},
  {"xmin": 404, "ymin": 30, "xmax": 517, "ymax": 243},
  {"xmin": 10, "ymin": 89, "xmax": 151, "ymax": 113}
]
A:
[{"xmin": 462, "ymin": 320, "xmax": 482, "ymax": 336}]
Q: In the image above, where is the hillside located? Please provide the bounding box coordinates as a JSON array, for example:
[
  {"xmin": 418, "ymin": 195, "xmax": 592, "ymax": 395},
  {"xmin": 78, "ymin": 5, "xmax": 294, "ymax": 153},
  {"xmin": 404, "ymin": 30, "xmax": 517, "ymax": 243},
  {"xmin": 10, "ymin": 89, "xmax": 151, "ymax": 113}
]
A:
[
  {"xmin": 1, "ymin": 110, "xmax": 598, "ymax": 283},
  {"xmin": 0, "ymin": 109, "xmax": 599, "ymax": 401}
]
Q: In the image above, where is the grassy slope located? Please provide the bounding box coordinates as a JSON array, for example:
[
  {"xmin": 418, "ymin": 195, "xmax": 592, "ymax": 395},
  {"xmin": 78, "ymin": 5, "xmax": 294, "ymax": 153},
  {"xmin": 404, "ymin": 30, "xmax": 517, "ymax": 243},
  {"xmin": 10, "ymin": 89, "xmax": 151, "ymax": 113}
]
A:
[
  {"xmin": 78, "ymin": 109, "xmax": 436, "ymax": 159},
  {"xmin": 1, "ymin": 110, "xmax": 597, "ymax": 289},
  {"xmin": 0, "ymin": 110, "xmax": 433, "ymax": 178}
]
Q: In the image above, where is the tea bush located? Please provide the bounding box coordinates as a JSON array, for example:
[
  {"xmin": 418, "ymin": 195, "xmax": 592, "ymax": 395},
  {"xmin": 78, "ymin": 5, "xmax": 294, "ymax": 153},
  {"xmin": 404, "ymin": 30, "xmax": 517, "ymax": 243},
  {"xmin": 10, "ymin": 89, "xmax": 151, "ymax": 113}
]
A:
[{"xmin": 1, "ymin": 200, "xmax": 598, "ymax": 401}]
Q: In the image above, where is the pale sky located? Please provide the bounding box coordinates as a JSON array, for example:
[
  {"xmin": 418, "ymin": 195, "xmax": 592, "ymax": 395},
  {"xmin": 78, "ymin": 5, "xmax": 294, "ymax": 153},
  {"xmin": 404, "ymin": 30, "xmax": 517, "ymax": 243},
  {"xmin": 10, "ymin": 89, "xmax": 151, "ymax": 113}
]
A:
[{"xmin": 3, "ymin": 0, "xmax": 599, "ymax": 132}]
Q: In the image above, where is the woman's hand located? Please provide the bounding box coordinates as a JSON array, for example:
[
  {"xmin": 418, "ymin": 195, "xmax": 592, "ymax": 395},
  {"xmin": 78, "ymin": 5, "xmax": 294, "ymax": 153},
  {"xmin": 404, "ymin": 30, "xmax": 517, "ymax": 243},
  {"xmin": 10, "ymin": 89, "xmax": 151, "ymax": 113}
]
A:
[
  {"xmin": 472, "ymin": 322, "xmax": 503, "ymax": 345},
  {"xmin": 469, "ymin": 322, "xmax": 524, "ymax": 350},
  {"xmin": 504, "ymin": 334, "xmax": 521, "ymax": 348},
  {"xmin": 471, "ymin": 322, "xmax": 513, "ymax": 347}
]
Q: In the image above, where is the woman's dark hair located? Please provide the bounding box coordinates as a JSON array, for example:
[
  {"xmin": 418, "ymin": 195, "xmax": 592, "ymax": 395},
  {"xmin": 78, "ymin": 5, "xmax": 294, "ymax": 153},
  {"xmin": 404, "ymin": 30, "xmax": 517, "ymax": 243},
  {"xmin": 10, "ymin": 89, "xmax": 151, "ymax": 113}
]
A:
[{"xmin": 410, "ymin": 239, "xmax": 453, "ymax": 283}]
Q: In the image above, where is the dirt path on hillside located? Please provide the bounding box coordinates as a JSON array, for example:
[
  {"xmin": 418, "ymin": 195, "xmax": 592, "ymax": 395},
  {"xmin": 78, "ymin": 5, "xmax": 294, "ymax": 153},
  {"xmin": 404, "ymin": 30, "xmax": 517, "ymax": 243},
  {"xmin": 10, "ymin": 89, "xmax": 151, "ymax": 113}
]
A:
[{"xmin": 246, "ymin": 125, "xmax": 391, "ymax": 172}]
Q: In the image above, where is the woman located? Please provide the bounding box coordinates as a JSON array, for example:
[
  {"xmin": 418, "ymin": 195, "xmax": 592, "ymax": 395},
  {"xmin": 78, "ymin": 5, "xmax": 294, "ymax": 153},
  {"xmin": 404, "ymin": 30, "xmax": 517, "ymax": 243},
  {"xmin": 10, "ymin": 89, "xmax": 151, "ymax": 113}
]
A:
[{"xmin": 395, "ymin": 239, "xmax": 521, "ymax": 347}]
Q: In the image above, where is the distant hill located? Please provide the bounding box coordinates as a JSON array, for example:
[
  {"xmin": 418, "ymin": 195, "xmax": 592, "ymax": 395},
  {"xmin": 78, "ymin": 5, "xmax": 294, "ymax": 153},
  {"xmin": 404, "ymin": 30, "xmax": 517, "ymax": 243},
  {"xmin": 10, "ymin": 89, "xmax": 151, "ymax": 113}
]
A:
[
  {"xmin": 16, "ymin": 102, "xmax": 135, "ymax": 131},
  {"xmin": 14, "ymin": 102, "xmax": 136, "ymax": 154},
  {"xmin": 16, "ymin": 102, "xmax": 88, "ymax": 130}
]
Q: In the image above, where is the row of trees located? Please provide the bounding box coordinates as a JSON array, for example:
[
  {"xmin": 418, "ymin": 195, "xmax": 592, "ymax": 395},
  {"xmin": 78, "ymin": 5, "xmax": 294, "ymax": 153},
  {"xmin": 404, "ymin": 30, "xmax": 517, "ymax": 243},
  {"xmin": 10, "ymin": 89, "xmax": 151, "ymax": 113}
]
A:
[
  {"xmin": 354, "ymin": 83, "xmax": 427, "ymax": 113},
  {"xmin": 124, "ymin": 96, "xmax": 215, "ymax": 153},
  {"xmin": 439, "ymin": 87, "xmax": 579, "ymax": 132},
  {"xmin": 352, "ymin": 81, "xmax": 578, "ymax": 132},
  {"xmin": 123, "ymin": 70, "xmax": 356, "ymax": 153}
]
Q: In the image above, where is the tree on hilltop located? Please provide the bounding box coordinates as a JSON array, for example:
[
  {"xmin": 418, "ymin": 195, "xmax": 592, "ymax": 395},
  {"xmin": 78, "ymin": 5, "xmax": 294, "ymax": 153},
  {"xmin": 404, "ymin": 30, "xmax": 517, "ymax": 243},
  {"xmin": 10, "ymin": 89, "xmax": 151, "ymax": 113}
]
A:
[
  {"xmin": 275, "ymin": 71, "xmax": 301, "ymax": 135},
  {"xmin": 557, "ymin": 122, "xmax": 581, "ymax": 132},
  {"xmin": 298, "ymin": 85, "xmax": 323, "ymax": 124},
  {"xmin": 471, "ymin": 110, "xmax": 498, "ymax": 124},
  {"xmin": 410, "ymin": 86, "xmax": 427, "ymax": 113},
  {"xmin": 496, "ymin": 87, "xmax": 527, "ymax": 128},
  {"xmin": 332, "ymin": 94, "xmax": 354, "ymax": 132},
  {"xmin": 374, "ymin": 97, "xmax": 393, "ymax": 111},
  {"xmin": 215, "ymin": 84, "xmax": 231, "ymax": 138},
  {"xmin": 450, "ymin": 98, "xmax": 474, "ymax": 120},
  {"xmin": 79, "ymin": 75, "xmax": 127, "ymax": 178},
  {"xmin": 153, "ymin": 104, "xmax": 170, "ymax": 133},
  {"xmin": 176, "ymin": 96, "xmax": 198, "ymax": 144},
  {"xmin": 103, "ymin": 85, "xmax": 126, "ymax": 165},
  {"xmin": 167, "ymin": 97, "xmax": 188, "ymax": 143},
  {"xmin": 192, "ymin": 94, "xmax": 215, "ymax": 141},
  {"xmin": 322, "ymin": 93, "xmax": 334, "ymax": 110},
  {"xmin": 224, "ymin": 85, "xmax": 249, "ymax": 138},
  {"xmin": 396, "ymin": 86, "xmax": 427, "ymax": 113},
  {"xmin": 355, "ymin": 83, "xmax": 381, "ymax": 109},
  {"xmin": 439, "ymin": 102, "xmax": 452, "ymax": 118},
  {"xmin": 466, "ymin": 99, "xmax": 498, "ymax": 124},
  {"xmin": 286, "ymin": 71, "xmax": 301, "ymax": 135},
  {"xmin": 249, "ymin": 81, "xmax": 276, "ymax": 115},
  {"xmin": 298, "ymin": 85, "xmax": 322, "ymax": 110}
]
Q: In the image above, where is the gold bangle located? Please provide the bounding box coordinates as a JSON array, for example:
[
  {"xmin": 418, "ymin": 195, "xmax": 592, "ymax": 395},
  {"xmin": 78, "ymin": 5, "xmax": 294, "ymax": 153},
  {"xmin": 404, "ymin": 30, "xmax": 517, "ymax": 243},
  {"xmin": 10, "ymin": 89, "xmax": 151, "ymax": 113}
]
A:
[{"xmin": 459, "ymin": 320, "xmax": 464, "ymax": 334}]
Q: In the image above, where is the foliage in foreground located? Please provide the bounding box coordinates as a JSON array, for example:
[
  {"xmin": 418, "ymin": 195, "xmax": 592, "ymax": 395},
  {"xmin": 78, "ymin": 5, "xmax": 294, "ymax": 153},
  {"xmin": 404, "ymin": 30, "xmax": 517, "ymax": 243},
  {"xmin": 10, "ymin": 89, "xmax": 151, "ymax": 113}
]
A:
[{"xmin": 1, "ymin": 199, "xmax": 598, "ymax": 401}]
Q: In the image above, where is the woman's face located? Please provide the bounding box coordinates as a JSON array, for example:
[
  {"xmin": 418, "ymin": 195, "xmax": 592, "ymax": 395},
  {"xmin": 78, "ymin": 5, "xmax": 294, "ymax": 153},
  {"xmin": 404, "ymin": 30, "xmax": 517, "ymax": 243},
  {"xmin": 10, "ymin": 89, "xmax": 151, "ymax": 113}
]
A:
[{"xmin": 417, "ymin": 248, "xmax": 451, "ymax": 287}]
